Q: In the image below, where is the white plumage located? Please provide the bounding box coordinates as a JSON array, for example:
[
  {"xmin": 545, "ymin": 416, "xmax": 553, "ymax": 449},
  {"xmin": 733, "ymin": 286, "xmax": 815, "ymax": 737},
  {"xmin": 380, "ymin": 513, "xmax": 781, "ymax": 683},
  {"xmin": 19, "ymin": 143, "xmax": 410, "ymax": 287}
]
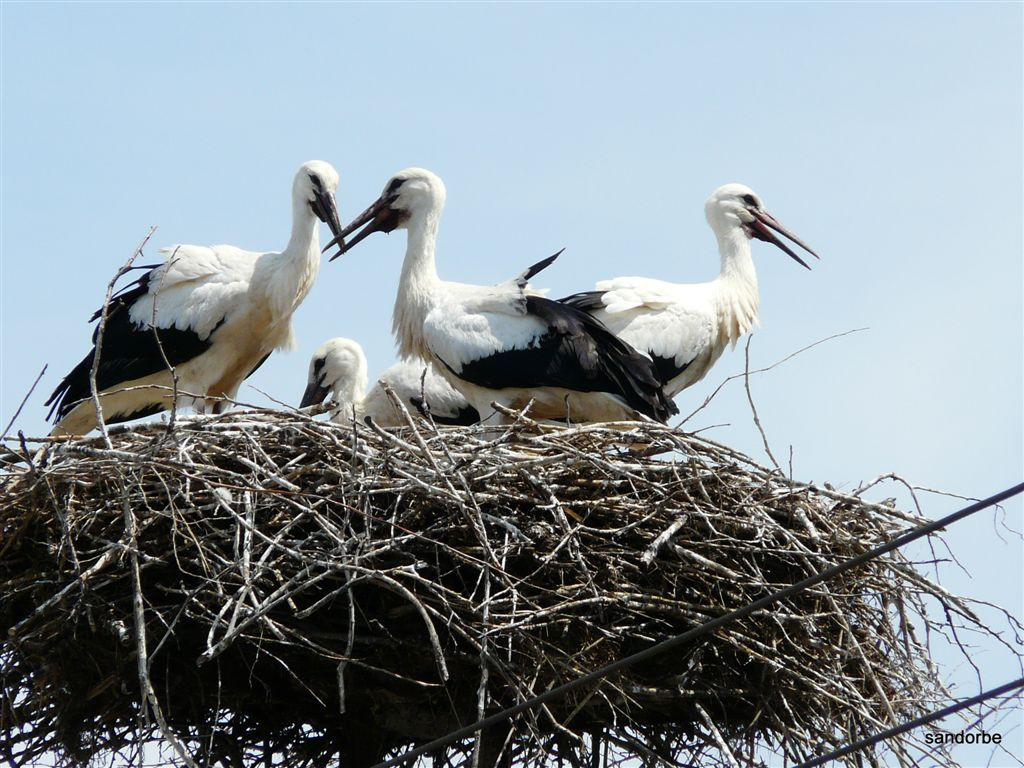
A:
[
  {"xmin": 299, "ymin": 337, "xmax": 479, "ymax": 427},
  {"xmin": 46, "ymin": 160, "xmax": 344, "ymax": 436},
  {"xmin": 324, "ymin": 168, "xmax": 675, "ymax": 425},
  {"xmin": 561, "ymin": 183, "xmax": 819, "ymax": 397}
]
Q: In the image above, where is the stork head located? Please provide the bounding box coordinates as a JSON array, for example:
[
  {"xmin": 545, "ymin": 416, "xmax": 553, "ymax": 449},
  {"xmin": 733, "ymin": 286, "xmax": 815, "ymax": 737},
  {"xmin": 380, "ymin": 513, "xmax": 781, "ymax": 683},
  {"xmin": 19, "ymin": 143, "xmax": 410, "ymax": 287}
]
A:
[
  {"xmin": 324, "ymin": 168, "xmax": 446, "ymax": 260},
  {"xmin": 705, "ymin": 183, "xmax": 819, "ymax": 269},
  {"xmin": 296, "ymin": 160, "xmax": 345, "ymax": 247},
  {"xmin": 299, "ymin": 337, "xmax": 368, "ymax": 410}
]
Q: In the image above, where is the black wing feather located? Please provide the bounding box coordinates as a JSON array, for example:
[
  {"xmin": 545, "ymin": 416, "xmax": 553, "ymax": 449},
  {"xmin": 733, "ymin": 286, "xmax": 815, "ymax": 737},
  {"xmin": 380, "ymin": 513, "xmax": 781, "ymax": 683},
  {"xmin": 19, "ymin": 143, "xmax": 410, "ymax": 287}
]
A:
[
  {"xmin": 45, "ymin": 273, "xmax": 220, "ymax": 423},
  {"xmin": 559, "ymin": 290, "xmax": 607, "ymax": 312},
  {"xmin": 409, "ymin": 396, "xmax": 481, "ymax": 426},
  {"xmin": 445, "ymin": 296, "xmax": 677, "ymax": 423},
  {"xmin": 560, "ymin": 292, "xmax": 693, "ymax": 387},
  {"xmin": 433, "ymin": 404, "xmax": 481, "ymax": 426},
  {"xmin": 514, "ymin": 249, "xmax": 563, "ymax": 289},
  {"xmin": 650, "ymin": 354, "xmax": 692, "ymax": 387}
]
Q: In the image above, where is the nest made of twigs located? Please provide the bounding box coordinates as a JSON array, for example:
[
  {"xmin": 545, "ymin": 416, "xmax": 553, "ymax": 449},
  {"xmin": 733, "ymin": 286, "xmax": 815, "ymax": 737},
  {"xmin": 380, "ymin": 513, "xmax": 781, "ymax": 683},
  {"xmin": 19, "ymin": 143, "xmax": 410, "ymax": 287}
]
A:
[{"xmin": 0, "ymin": 409, "xmax": 995, "ymax": 767}]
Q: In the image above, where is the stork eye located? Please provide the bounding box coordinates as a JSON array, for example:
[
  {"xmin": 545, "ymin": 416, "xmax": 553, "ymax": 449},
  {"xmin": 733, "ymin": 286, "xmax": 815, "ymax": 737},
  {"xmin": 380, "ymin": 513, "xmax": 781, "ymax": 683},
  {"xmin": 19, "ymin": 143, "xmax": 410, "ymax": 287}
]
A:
[
  {"xmin": 308, "ymin": 173, "xmax": 324, "ymax": 191},
  {"xmin": 385, "ymin": 177, "xmax": 405, "ymax": 197},
  {"xmin": 741, "ymin": 193, "xmax": 758, "ymax": 207}
]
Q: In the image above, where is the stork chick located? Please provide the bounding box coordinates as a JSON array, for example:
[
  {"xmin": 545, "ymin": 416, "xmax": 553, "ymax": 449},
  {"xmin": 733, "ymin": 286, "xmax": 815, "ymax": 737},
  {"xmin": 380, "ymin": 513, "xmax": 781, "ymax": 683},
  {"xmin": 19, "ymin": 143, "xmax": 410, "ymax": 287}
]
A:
[{"xmin": 300, "ymin": 337, "xmax": 480, "ymax": 427}]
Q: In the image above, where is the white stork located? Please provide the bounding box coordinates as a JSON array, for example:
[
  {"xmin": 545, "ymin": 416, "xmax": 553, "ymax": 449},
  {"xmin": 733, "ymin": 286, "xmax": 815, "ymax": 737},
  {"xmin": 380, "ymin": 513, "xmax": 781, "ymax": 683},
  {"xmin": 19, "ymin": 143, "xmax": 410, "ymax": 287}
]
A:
[
  {"xmin": 46, "ymin": 160, "xmax": 344, "ymax": 436},
  {"xmin": 323, "ymin": 168, "xmax": 675, "ymax": 424},
  {"xmin": 299, "ymin": 337, "xmax": 480, "ymax": 427},
  {"xmin": 561, "ymin": 183, "xmax": 819, "ymax": 398}
]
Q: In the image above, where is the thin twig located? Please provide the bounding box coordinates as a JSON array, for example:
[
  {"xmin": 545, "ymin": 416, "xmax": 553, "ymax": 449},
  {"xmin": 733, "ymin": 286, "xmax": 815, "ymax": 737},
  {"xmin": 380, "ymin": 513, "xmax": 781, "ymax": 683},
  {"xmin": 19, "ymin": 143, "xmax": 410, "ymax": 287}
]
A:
[
  {"xmin": 2, "ymin": 364, "xmax": 46, "ymax": 441},
  {"xmin": 743, "ymin": 335, "xmax": 781, "ymax": 472},
  {"xmin": 89, "ymin": 226, "xmax": 158, "ymax": 448}
]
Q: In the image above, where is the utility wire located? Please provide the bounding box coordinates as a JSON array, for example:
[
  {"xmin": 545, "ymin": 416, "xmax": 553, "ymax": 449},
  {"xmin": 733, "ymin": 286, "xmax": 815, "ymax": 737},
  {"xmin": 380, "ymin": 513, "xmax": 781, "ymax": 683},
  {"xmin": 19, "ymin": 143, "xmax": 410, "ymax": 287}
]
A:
[
  {"xmin": 793, "ymin": 675, "xmax": 1024, "ymax": 768},
  {"xmin": 371, "ymin": 482, "xmax": 1024, "ymax": 768}
]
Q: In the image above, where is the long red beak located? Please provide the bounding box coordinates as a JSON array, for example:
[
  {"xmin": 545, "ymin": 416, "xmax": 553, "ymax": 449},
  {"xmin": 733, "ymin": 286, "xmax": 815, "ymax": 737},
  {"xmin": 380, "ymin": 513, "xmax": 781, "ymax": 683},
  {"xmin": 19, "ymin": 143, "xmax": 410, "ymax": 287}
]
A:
[
  {"xmin": 323, "ymin": 193, "xmax": 402, "ymax": 262},
  {"xmin": 748, "ymin": 210, "xmax": 820, "ymax": 270}
]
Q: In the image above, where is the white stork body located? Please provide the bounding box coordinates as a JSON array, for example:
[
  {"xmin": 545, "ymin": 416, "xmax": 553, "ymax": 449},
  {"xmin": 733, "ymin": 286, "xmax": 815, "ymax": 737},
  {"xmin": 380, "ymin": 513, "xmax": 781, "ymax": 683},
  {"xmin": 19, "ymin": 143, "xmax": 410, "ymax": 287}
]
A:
[
  {"xmin": 46, "ymin": 161, "xmax": 344, "ymax": 436},
  {"xmin": 561, "ymin": 184, "xmax": 818, "ymax": 398},
  {"xmin": 327, "ymin": 169, "xmax": 675, "ymax": 425},
  {"xmin": 300, "ymin": 338, "xmax": 479, "ymax": 427}
]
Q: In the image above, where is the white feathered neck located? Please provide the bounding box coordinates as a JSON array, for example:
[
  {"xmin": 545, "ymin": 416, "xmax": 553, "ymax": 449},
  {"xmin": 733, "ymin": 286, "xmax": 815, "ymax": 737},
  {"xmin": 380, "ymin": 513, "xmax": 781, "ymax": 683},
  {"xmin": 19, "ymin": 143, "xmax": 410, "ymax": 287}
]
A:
[
  {"xmin": 249, "ymin": 179, "xmax": 323, "ymax": 345},
  {"xmin": 392, "ymin": 203, "xmax": 444, "ymax": 361},
  {"xmin": 712, "ymin": 225, "xmax": 760, "ymax": 350}
]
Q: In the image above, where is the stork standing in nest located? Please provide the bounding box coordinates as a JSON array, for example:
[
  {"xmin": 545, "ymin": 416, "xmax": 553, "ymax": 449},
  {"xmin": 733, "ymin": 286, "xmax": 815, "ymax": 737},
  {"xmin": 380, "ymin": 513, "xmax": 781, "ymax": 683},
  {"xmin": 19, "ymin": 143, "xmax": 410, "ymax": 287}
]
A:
[
  {"xmin": 561, "ymin": 183, "xmax": 819, "ymax": 397},
  {"xmin": 324, "ymin": 168, "xmax": 675, "ymax": 425},
  {"xmin": 46, "ymin": 161, "xmax": 344, "ymax": 436},
  {"xmin": 300, "ymin": 337, "xmax": 480, "ymax": 427}
]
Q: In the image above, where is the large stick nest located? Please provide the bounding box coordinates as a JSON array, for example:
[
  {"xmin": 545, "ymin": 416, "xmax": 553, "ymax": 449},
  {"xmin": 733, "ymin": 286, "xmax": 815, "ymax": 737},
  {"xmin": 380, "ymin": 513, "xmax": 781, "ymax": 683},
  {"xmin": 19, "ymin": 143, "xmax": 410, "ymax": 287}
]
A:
[{"xmin": 0, "ymin": 409, "xmax": 998, "ymax": 767}]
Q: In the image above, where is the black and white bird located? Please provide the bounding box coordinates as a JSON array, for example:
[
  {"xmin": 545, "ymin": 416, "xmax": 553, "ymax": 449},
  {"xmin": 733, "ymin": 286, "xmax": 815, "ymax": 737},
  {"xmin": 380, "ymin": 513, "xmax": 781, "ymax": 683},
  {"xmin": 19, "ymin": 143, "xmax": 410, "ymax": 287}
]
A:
[
  {"xmin": 324, "ymin": 168, "xmax": 675, "ymax": 424},
  {"xmin": 46, "ymin": 160, "xmax": 344, "ymax": 436},
  {"xmin": 299, "ymin": 337, "xmax": 479, "ymax": 427},
  {"xmin": 561, "ymin": 183, "xmax": 819, "ymax": 398}
]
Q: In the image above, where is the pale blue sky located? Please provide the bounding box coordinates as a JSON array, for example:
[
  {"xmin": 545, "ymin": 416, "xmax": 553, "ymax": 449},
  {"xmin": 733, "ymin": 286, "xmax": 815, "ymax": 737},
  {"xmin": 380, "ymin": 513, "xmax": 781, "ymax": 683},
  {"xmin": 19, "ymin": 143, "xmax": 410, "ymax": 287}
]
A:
[{"xmin": 2, "ymin": 2, "xmax": 1021, "ymax": 765}]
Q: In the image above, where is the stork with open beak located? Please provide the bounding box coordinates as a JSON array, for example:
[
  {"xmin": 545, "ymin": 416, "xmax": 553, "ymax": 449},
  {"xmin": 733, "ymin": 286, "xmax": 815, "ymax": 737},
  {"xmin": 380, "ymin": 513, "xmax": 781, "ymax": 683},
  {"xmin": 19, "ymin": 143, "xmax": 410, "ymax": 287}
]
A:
[
  {"xmin": 561, "ymin": 183, "xmax": 819, "ymax": 397},
  {"xmin": 324, "ymin": 168, "xmax": 676, "ymax": 425}
]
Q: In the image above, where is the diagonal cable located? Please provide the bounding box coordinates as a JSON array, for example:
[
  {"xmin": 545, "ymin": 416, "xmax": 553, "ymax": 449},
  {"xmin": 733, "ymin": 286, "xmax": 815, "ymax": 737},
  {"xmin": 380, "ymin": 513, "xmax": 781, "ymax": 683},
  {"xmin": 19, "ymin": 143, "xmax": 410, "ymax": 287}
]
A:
[
  {"xmin": 372, "ymin": 482, "xmax": 1024, "ymax": 768},
  {"xmin": 794, "ymin": 675, "xmax": 1024, "ymax": 768}
]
